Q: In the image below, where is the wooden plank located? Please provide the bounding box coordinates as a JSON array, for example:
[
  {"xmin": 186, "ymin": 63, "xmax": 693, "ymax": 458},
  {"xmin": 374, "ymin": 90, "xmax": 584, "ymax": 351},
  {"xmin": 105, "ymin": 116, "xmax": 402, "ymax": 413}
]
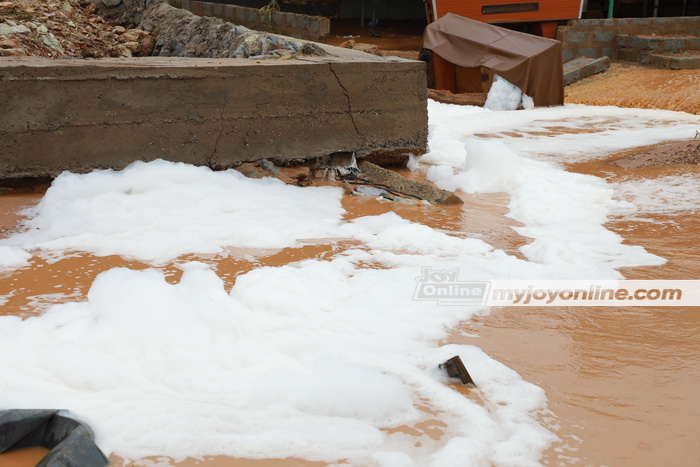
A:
[
  {"xmin": 433, "ymin": 53, "xmax": 457, "ymax": 92},
  {"xmin": 432, "ymin": 0, "xmax": 581, "ymax": 23}
]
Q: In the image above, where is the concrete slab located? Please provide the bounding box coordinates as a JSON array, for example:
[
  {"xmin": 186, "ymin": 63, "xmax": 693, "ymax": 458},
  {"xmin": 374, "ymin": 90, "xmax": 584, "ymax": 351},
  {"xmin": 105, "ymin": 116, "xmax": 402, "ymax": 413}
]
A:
[
  {"xmin": 648, "ymin": 51, "xmax": 700, "ymax": 70},
  {"xmin": 0, "ymin": 52, "xmax": 428, "ymax": 178},
  {"xmin": 563, "ymin": 56, "xmax": 611, "ymax": 85},
  {"xmin": 614, "ymin": 33, "xmax": 700, "ymax": 63}
]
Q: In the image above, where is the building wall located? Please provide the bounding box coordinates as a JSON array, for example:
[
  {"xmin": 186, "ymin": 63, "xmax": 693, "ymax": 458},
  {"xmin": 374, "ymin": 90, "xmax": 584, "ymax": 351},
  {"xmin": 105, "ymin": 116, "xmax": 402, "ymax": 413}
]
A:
[{"xmin": 558, "ymin": 16, "xmax": 700, "ymax": 61}]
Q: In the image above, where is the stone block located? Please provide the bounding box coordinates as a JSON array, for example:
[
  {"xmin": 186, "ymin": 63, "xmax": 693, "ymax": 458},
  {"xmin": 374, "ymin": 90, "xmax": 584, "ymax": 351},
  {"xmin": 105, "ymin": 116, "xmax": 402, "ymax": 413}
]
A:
[
  {"xmin": 567, "ymin": 31, "xmax": 589, "ymax": 43},
  {"xmin": 0, "ymin": 54, "xmax": 428, "ymax": 178},
  {"xmin": 593, "ymin": 30, "xmax": 615, "ymax": 43},
  {"xmin": 563, "ymin": 56, "xmax": 611, "ymax": 85},
  {"xmin": 578, "ymin": 47, "xmax": 599, "ymax": 58}
]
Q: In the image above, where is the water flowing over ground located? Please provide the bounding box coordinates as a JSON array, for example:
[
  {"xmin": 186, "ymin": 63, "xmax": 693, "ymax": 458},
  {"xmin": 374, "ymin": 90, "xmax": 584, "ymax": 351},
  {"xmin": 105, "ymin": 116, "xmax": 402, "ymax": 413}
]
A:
[{"xmin": 0, "ymin": 102, "xmax": 698, "ymax": 466}]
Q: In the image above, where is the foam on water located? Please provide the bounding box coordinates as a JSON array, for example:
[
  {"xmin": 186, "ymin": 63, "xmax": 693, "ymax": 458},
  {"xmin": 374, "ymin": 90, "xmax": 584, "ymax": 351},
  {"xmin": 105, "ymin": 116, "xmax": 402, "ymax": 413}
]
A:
[
  {"xmin": 611, "ymin": 174, "xmax": 700, "ymax": 216},
  {"xmin": 426, "ymin": 139, "xmax": 665, "ymax": 276},
  {"xmin": 0, "ymin": 260, "xmax": 555, "ymax": 465},
  {"xmin": 0, "ymin": 160, "xmax": 344, "ymax": 262},
  {"xmin": 3, "ymin": 100, "xmax": 693, "ymax": 465},
  {"xmin": 422, "ymin": 100, "xmax": 700, "ymax": 165},
  {"xmin": 0, "ymin": 246, "xmax": 31, "ymax": 269}
]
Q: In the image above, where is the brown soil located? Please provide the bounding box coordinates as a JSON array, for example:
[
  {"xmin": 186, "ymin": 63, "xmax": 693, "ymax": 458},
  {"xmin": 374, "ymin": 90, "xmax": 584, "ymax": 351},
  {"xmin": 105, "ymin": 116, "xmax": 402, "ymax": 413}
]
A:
[
  {"xmin": 327, "ymin": 19, "xmax": 424, "ymax": 52},
  {"xmin": 565, "ymin": 60, "xmax": 700, "ymax": 115},
  {"xmin": 611, "ymin": 139, "xmax": 700, "ymax": 169}
]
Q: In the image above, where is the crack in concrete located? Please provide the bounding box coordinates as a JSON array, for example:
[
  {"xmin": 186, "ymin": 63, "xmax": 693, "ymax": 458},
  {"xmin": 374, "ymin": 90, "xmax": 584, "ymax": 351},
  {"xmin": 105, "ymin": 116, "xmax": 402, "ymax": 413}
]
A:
[
  {"xmin": 209, "ymin": 95, "xmax": 228, "ymax": 168},
  {"xmin": 329, "ymin": 63, "xmax": 360, "ymax": 135}
]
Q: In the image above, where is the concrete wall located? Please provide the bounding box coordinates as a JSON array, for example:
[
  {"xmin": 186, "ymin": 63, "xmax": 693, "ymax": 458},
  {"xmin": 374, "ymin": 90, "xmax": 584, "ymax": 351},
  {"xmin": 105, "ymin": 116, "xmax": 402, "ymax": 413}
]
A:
[
  {"xmin": 168, "ymin": 0, "xmax": 330, "ymax": 42},
  {"xmin": 558, "ymin": 16, "xmax": 700, "ymax": 61},
  {"xmin": 0, "ymin": 53, "xmax": 428, "ymax": 178}
]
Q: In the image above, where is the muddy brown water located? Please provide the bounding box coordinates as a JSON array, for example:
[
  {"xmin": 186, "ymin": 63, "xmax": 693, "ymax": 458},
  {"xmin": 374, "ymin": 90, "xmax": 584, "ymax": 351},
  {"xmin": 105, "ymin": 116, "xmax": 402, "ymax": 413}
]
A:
[
  {"xmin": 0, "ymin": 149, "xmax": 698, "ymax": 466},
  {"xmin": 0, "ymin": 446, "xmax": 50, "ymax": 466}
]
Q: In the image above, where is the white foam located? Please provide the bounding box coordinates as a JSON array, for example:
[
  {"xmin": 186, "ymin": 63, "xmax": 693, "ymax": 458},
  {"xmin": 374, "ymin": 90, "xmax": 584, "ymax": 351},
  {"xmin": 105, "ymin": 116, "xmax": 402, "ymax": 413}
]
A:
[
  {"xmin": 422, "ymin": 100, "xmax": 700, "ymax": 165},
  {"xmin": 0, "ymin": 261, "xmax": 554, "ymax": 465},
  {"xmin": 426, "ymin": 139, "xmax": 665, "ymax": 277},
  {"xmin": 2, "ymin": 100, "xmax": 691, "ymax": 465},
  {"xmin": 611, "ymin": 174, "xmax": 700, "ymax": 216},
  {"xmin": 484, "ymin": 76, "xmax": 523, "ymax": 111},
  {"xmin": 521, "ymin": 94, "xmax": 535, "ymax": 110},
  {"xmin": 0, "ymin": 245, "xmax": 31, "ymax": 268},
  {"xmin": 0, "ymin": 160, "xmax": 344, "ymax": 262}
]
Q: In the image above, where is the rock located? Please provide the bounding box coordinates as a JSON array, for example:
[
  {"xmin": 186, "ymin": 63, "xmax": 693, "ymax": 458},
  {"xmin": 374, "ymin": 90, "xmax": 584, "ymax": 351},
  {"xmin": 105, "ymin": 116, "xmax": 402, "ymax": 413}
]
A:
[
  {"xmin": 122, "ymin": 40, "xmax": 140, "ymax": 53},
  {"xmin": 0, "ymin": 23, "xmax": 30, "ymax": 35},
  {"xmin": 37, "ymin": 24, "xmax": 48, "ymax": 33},
  {"xmin": 276, "ymin": 166, "xmax": 311, "ymax": 186},
  {"xmin": 61, "ymin": 1, "xmax": 73, "ymax": 12},
  {"xmin": 116, "ymin": 44, "xmax": 131, "ymax": 57},
  {"xmin": 96, "ymin": 0, "xmax": 122, "ymax": 7},
  {"xmin": 257, "ymin": 159, "xmax": 279, "ymax": 174},
  {"xmin": 113, "ymin": 25, "xmax": 126, "ymax": 34},
  {"xmin": 353, "ymin": 43, "xmax": 381, "ymax": 56},
  {"xmin": 13, "ymin": 24, "xmax": 32, "ymax": 34},
  {"xmin": 300, "ymin": 42, "xmax": 328, "ymax": 56},
  {"xmin": 356, "ymin": 160, "xmax": 463, "ymax": 205},
  {"xmin": 359, "ymin": 147, "xmax": 425, "ymax": 167},
  {"xmin": 40, "ymin": 33, "xmax": 63, "ymax": 52},
  {"xmin": 141, "ymin": 2, "xmax": 313, "ymax": 60},
  {"xmin": 0, "ymin": 38, "xmax": 21, "ymax": 49},
  {"xmin": 91, "ymin": 0, "xmax": 149, "ymax": 27},
  {"xmin": 139, "ymin": 34, "xmax": 155, "ymax": 56},
  {"xmin": 0, "ymin": 48, "xmax": 23, "ymax": 56},
  {"xmin": 235, "ymin": 162, "xmax": 267, "ymax": 179},
  {"xmin": 337, "ymin": 39, "xmax": 380, "ymax": 56},
  {"xmin": 427, "ymin": 89, "xmax": 487, "ymax": 107},
  {"xmin": 338, "ymin": 39, "xmax": 356, "ymax": 48},
  {"xmin": 122, "ymin": 28, "xmax": 146, "ymax": 42}
]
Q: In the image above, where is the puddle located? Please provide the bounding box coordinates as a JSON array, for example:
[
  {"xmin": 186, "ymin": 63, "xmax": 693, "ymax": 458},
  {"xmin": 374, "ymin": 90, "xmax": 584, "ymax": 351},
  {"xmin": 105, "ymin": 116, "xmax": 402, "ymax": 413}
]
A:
[
  {"xmin": 0, "ymin": 446, "xmax": 50, "ymax": 466},
  {"xmin": 0, "ymin": 147, "xmax": 698, "ymax": 465},
  {"xmin": 452, "ymin": 156, "xmax": 700, "ymax": 466}
]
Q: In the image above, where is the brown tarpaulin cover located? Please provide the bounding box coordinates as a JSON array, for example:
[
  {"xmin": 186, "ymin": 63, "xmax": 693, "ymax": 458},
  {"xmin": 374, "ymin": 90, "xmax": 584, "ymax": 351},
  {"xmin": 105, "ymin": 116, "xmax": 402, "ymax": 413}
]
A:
[{"xmin": 422, "ymin": 13, "xmax": 564, "ymax": 107}]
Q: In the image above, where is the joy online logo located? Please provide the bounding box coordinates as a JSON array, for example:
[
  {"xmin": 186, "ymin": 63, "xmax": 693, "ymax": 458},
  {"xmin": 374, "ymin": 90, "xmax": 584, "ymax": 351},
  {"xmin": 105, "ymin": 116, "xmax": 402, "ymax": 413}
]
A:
[{"xmin": 413, "ymin": 267, "xmax": 490, "ymax": 306}]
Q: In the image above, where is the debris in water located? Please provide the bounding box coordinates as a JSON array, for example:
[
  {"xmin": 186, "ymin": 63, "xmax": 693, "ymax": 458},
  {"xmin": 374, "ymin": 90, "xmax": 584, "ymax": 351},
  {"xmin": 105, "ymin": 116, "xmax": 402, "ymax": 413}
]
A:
[
  {"xmin": 440, "ymin": 355, "xmax": 475, "ymax": 386},
  {"xmin": 353, "ymin": 185, "xmax": 385, "ymax": 197},
  {"xmin": 0, "ymin": 409, "xmax": 109, "ymax": 466},
  {"xmin": 258, "ymin": 159, "xmax": 279, "ymax": 174}
]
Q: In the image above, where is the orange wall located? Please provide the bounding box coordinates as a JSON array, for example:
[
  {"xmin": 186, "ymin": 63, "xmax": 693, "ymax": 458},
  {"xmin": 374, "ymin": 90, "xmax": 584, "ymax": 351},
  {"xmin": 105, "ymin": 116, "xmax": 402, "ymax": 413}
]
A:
[{"xmin": 431, "ymin": 0, "xmax": 581, "ymax": 23}]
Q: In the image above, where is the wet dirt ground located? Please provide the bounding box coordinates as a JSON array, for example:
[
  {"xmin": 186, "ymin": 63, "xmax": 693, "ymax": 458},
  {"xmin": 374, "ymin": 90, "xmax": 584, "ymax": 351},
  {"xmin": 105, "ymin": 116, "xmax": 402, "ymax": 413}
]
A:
[
  {"xmin": 1, "ymin": 144, "xmax": 698, "ymax": 466},
  {"xmin": 2, "ymin": 45, "xmax": 699, "ymax": 466},
  {"xmin": 565, "ymin": 61, "xmax": 700, "ymax": 115}
]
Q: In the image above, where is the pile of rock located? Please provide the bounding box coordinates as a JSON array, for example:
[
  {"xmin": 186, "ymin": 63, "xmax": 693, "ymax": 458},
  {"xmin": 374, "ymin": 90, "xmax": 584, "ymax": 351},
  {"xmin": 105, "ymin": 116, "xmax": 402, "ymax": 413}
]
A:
[
  {"xmin": 137, "ymin": 1, "xmax": 329, "ymax": 59},
  {"xmin": 0, "ymin": 0, "xmax": 154, "ymax": 58},
  {"xmin": 0, "ymin": 0, "xmax": 330, "ymax": 60}
]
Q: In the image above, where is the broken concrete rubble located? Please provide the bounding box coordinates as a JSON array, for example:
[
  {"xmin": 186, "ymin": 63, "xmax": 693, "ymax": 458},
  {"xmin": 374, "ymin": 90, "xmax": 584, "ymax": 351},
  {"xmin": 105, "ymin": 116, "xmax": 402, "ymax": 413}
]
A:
[
  {"xmin": 0, "ymin": 0, "xmax": 147, "ymax": 58},
  {"xmin": 139, "ymin": 1, "xmax": 320, "ymax": 59},
  {"xmin": 356, "ymin": 161, "xmax": 463, "ymax": 206},
  {"xmin": 87, "ymin": 0, "xmax": 325, "ymax": 60}
]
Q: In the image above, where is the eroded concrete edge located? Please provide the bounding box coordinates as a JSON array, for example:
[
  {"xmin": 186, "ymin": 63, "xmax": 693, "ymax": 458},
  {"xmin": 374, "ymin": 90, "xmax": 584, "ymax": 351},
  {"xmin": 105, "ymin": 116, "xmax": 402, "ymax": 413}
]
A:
[{"xmin": 0, "ymin": 55, "xmax": 428, "ymax": 178}]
